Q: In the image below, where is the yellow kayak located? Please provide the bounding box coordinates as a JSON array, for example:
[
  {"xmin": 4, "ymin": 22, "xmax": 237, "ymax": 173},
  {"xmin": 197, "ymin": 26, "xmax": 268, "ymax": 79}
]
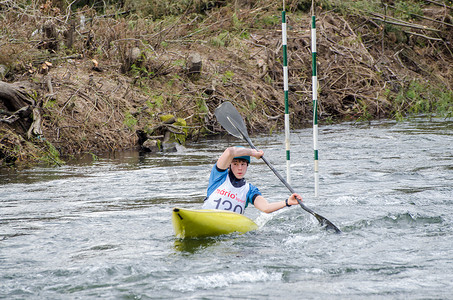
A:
[{"xmin": 172, "ymin": 208, "xmax": 258, "ymax": 238}]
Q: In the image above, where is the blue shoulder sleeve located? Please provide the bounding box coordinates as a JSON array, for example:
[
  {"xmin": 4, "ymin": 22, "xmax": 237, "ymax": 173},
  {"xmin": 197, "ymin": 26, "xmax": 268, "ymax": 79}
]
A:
[
  {"xmin": 206, "ymin": 164, "xmax": 228, "ymax": 197},
  {"xmin": 246, "ymin": 184, "xmax": 261, "ymax": 208}
]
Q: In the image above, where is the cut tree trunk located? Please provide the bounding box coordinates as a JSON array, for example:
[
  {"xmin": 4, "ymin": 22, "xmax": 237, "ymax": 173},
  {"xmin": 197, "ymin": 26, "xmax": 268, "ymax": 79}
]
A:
[{"xmin": 0, "ymin": 81, "xmax": 43, "ymax": 138}]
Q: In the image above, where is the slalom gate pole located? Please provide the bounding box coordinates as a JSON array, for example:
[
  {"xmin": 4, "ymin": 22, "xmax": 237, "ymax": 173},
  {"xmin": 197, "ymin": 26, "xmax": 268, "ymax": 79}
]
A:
[
  {"xmin": 282, "ymin": 1, "xmax": 291, "ymax": 184},
  {"xmin": 311, "ymin": 3, "xmax": 319, "ymax": 197}
]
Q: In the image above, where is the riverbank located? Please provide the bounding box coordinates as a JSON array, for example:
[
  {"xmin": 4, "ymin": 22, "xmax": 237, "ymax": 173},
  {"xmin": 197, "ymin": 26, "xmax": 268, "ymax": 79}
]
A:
[{"xmin": 1, "ymin": 0, "xmax": 452, "ymax": 166}]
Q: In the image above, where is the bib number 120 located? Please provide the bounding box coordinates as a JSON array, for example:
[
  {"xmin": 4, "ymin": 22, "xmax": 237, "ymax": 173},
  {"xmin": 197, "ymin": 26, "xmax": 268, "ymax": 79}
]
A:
[{"xmin": 213, "ymin": 198, "xmax": 243, "ymax": 214}]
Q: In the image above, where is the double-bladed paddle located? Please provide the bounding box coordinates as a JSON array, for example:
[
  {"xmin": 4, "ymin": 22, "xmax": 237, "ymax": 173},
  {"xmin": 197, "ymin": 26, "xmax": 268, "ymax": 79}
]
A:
[{"xmin": 215, "ymin": 101, "xmax": 341, "ymax": 234}]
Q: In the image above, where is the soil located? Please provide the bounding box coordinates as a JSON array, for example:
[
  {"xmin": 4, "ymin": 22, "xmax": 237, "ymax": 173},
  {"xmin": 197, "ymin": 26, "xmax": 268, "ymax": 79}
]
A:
[{"xmin": 1, "ymin": 1, "xmax": 452, "ymax": 166}]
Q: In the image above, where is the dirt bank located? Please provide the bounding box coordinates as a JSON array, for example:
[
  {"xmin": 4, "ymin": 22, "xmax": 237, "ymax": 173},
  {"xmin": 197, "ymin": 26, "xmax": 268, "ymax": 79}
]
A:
[{"xmin": 1, "ymin": 0, "xmax": 452, "ymax": 166}]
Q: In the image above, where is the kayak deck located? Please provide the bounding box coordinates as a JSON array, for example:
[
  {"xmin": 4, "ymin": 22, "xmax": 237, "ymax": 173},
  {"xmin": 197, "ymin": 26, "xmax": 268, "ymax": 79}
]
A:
[{"xmin": 172, "ymin": 207, "xmax": 258, "ymax": 239}]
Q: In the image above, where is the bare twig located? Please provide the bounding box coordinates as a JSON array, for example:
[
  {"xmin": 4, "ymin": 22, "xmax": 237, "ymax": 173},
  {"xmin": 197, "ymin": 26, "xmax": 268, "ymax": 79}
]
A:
[
  {"xmin": 423, "ymin": 0, "xmax": 453, "ymax": 10},
  {"xmin": 404, "ymin": 31, "xmax": 443, "ymax": 41}
]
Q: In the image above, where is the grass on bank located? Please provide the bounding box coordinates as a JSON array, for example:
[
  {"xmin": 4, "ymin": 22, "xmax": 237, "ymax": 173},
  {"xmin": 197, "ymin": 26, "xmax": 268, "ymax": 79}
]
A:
[
  {"xmin": 1, "ymin": 0, "xmax": 452, "ymax": 167},
  {"xmin": 391, "ymin": 80, "xmax": 453, "ymax": 120}
]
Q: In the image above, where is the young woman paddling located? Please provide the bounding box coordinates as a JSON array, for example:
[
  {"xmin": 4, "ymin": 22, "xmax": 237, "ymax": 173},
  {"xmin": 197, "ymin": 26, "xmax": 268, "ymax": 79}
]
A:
[{"xmin": 202, "ymin": 146, "xmax": 302, "ymax": 214}]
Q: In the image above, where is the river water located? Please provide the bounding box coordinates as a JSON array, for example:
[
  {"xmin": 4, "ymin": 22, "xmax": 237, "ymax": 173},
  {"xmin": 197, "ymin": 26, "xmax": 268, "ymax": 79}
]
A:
[{"xmin": 1, "ymin": 117, "xmax": 452, "ymax": 299}]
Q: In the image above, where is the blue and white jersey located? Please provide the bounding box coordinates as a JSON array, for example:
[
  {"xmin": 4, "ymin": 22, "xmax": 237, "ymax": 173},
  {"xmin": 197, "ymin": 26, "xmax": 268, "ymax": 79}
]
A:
[{"xmin": 202, "ymin": 164, "xmax": 261, "ymax": 214}]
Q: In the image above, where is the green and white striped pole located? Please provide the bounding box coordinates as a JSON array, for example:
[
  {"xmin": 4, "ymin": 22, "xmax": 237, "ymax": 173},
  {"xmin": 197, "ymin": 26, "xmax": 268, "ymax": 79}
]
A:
[
  {"xmin": 282, "ymin": 2, "xmax": 291, "ymax": 184},
  {"xmin": 311, "ymin": 10, "xmax": 319, "ymax": 197}
]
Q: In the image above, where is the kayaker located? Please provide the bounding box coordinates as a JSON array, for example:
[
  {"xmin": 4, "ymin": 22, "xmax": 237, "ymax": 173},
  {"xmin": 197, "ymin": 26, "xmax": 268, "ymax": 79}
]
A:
[{"xmin": 202, "ymin": 146, "xmax": 302, "ymax": 214}]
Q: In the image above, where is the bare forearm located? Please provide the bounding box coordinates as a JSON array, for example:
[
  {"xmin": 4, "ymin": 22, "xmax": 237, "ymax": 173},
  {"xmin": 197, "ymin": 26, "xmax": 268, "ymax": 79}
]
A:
[
  {"xmin": 260, "ymin": 200, "xmax": 288, "ymax": 213},
  {"xmin": 254, "ymin": 193, "xmax": 302, "ymax": 214},
  {"xmin": 254, "ymin": 195, "xmax": 286, "ymax": 213}
]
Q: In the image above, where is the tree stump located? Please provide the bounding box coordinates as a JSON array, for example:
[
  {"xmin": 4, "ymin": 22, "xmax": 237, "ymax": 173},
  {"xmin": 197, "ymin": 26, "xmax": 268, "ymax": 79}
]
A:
[
  {"xmin": 0, "ymin": 81, "xmax": 43, "ymax": 138},
  {"xmin": 122, "ymin": 47, "xmax": 142, "ymax": 73},
  {"xmin": 187, "ymin": 53, "xmax": 202, "ymax": 79},
  {"xmin": 42, "ymin": 20, "xmax": 58, "ymax": 51},
  {"xmin": 64, "ymin": 19, "xmax": 76, "ymax": 49}
]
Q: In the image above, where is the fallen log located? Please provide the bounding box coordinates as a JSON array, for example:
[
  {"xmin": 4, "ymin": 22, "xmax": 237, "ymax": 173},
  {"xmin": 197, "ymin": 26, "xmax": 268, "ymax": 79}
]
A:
[{"xmin": 0, "ymin": 81, "xmax": 43, "ymax": 139}]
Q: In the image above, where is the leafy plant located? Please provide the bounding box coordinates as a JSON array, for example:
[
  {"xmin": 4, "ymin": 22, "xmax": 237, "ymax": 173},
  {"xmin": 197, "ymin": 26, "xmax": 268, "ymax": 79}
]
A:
[
  {"xmin": 390, "ymin": 79, "xmax": 453, "ymax": 119},
  {"xmin": 256, "ymin": 15, "xmax": 280, "ymax": 28},
  {"xmin": 40, "ymin": 140, "xmax": 64, "ymax": 166},
  {"xmin": 222, "ymin": 70, "xmax": 235, "ymax": 83},
  {"xmin": 210, "ymin": 31, "xmax": 230, "ymax": 47},
  {"xmin": 196, "ymin": 98, "xmax": 208, "ymax": 113},
  {"xmin": 124, "ymin": 112, "xmax": 138, "ymax": 129}
]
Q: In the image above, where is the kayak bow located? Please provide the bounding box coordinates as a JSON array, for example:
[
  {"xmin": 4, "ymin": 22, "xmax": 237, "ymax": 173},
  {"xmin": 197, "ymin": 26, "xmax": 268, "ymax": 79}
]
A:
[{"xmin": 172, "ymin": 208, "xmax": 258, "ymax": 238}]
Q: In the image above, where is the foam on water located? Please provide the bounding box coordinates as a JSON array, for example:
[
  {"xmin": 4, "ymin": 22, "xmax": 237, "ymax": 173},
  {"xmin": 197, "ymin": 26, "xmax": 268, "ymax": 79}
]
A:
[
  {"xmin": 1, "ymin": 117, "xmax": 453, "ymax": 299},
  {"xmin": 172, "ymin": 269, "xmax": 282, "ymax": 292}
]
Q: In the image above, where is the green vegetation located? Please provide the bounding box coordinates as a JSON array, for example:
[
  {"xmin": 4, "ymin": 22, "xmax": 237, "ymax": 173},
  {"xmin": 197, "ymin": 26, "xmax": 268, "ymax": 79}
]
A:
[
  {"xmin": 391, "ymin": 80, "xmax": 453, "ymax": 119},
  {"xmin": 221, "ymin": 71, "xmax": 235, "ymax": 83},
  {"xmin": 210, "ymin": 31, "xmax": 231, "ymax": 47},
  {"xmin": 124, "ymin": 112, "xmax": 138, "ymax": 130},
  {"xmin": 0, "ymin": 129, "xmax": 63, "ymax": 167},
  {"xmin": 0, "ymin": 0, "xmax": 452, "ymax": 166},
  {"xmin": 41, "ymin": 140, "xmax": 65, "ymax": 166}
]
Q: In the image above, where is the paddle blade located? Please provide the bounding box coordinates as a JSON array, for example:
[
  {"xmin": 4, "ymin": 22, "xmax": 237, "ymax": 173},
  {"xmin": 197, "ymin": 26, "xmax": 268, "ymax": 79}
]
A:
[
  {"xmin": 215, "ymin": 102, "xmax": 250, "ymax": 140},
  {"xmin": 315, "ymin": 213, "xmax": 342, "ymax": 234},
  {"xmin": 298, "ymin": 201, "xmax": 342, "ymax": 234}
]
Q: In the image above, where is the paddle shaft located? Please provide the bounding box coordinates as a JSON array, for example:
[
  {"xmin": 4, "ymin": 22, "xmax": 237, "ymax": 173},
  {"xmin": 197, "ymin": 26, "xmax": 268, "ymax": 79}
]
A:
[
  {"xmin": 227, "ymin": 116, "xmax": 324, "ymax": 217},
  {"xmin": 223, "ymin": 110, "xmax": 341, "ymax": 233},
  {"xmin": 242, "ymin": 135, "xmax": 319, "ymax": 216}
]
